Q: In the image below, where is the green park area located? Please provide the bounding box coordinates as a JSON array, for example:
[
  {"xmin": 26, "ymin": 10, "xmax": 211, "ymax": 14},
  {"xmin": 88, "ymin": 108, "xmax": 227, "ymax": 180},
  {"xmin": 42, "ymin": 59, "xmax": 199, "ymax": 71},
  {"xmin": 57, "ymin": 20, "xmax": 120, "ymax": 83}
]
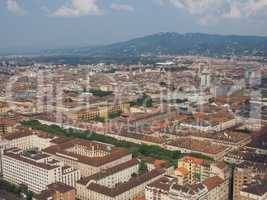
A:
[{"xmin": 22, "ymin": 120, "xmax": 213, "ymax": 167}]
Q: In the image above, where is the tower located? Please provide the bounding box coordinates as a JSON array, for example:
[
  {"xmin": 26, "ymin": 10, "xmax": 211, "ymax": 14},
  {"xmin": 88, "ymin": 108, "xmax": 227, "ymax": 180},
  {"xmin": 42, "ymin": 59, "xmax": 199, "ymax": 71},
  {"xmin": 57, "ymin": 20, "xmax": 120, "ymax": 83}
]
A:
[{"xmin": 200, "ymin": 68, "xmax": 211, "ymax": 89}]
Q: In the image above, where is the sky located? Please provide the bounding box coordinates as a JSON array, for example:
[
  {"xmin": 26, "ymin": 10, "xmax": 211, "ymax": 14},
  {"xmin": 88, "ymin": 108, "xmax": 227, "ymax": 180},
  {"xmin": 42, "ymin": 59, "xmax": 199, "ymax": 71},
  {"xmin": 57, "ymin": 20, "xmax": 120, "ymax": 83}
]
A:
[{"xmin": 1, "ymin": 0, "xmax": 267, "ymax": 52}]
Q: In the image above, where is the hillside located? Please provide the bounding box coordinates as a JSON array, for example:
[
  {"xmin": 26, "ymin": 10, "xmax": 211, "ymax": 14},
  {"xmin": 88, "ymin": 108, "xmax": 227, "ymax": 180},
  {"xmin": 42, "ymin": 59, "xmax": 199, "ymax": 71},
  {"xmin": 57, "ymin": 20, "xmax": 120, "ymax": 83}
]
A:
[{"xmin": 44, "ymin": 32, "xmax": 267, "ymax": 57}]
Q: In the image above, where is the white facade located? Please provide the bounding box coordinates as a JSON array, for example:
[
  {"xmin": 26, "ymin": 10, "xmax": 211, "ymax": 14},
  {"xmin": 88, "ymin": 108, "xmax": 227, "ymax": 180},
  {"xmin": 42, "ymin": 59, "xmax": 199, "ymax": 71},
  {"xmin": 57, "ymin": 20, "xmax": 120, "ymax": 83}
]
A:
[
  {"xmin": 2, "ymin": 148, "xmax": 80, "ymax": 194},
  {"xmin": 6, "ymin": 134, "xmax": 52, "ymax": 150}
]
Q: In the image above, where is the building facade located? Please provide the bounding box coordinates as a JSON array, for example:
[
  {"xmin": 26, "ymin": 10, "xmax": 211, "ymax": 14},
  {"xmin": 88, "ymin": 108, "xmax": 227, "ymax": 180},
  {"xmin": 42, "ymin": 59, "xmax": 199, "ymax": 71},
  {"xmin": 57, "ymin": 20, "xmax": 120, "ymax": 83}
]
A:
[{"xmin": 2, "ymin": 148, "xmax": 80, "ymax": 194}]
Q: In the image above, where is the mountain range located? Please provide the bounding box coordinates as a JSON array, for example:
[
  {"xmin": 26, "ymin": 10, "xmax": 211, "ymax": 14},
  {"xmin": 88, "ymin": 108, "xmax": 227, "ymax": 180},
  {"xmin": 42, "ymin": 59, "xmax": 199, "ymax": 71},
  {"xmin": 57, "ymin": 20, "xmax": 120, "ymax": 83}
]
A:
[{"xmin": 44, "ymin": 32, "xmax": 267, "ymax": 57}]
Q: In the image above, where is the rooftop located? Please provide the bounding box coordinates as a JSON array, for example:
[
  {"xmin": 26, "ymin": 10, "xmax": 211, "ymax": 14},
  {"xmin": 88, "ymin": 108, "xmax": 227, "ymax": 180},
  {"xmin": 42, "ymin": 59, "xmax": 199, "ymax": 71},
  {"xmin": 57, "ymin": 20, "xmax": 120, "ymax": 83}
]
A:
[
  {"xmin": 87, "ymin": 168, "xmax": 165, "ymax": 197},
  {"xmin": 4, "ymin": 148, "xmax": 59, "ymax": 170},
  {"xmin": 43, "ymin": 138, "xmax": 130, "ymax": 167},
  {"xmin": 77, "ymin": 159, "xmax": 139, "ymax": 185},
  {"xmin": 202, "ymin": 176, "xmax": 224, "ymax": 191},
  {"xmin": 242, "ymin": 179, "xmax": 267, "ymax": 196}
]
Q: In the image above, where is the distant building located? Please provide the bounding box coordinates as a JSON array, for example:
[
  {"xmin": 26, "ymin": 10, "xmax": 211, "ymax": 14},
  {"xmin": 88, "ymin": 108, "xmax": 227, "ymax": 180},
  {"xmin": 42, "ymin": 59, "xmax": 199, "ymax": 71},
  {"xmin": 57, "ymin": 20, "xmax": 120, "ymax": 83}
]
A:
[
  {"xmin": 200, "ymin": 68, "xmax": 211, "ymax": 88},
  {"xmin": 76, "ymin": 103, "xmax": 130, "ymax": 122}
]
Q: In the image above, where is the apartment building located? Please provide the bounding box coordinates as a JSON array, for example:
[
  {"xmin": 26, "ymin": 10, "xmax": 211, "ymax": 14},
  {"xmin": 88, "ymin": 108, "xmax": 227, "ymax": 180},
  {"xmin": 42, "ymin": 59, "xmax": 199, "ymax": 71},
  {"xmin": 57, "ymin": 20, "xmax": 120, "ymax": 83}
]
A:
[
  {"xmin": 77, "ymin": 158, "xmax": 166, "ymax": 200},
  {"xmin": 43, "ymin": 138, "xmax": 132, "ymax": 176},
  {"xmin": 167, "ymin": 138, "xmax": 231, "ymax": 161},
  {"xmin": 4, "ymin": 131, "xmax": 53, "ymax": 150},
  {"xmin": 141, "ymin": 156, "xmax": 231, "ymax": 200},
  {"xmin": 233, "ymin": 162, "xmax": 267, "ymax": 200},
  {"xmin": 240, "ymin": 179, "xmax": 267, "ymax": 200},
  {"xmin": 0, "ymin": 118, "xmax": 16, "ymax": 136},
  {"xmin": 77, "ymin": 102, "xmax": 130, "ymax": 121},
  {"xmin": 145, "ymin": 175, "xmax": 228, "ymax": 200},
  {"xmin": 2, "ymin": 148, "xmax": 80, "ymax": 194},
  {"xmin": 175, "ymin": 167, "xmax": 190, "ymax": 185},
  {"xmin": 177, "ymin": 156, "xmax": 231, "ymax": 184}
]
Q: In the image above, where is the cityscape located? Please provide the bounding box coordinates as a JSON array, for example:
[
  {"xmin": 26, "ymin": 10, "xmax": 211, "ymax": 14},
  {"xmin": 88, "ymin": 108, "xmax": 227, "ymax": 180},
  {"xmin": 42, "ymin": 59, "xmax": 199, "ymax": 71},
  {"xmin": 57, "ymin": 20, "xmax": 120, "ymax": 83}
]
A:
[{"xmin": 1, "ymin": 1, "xmax": 267, "ymax": 200}]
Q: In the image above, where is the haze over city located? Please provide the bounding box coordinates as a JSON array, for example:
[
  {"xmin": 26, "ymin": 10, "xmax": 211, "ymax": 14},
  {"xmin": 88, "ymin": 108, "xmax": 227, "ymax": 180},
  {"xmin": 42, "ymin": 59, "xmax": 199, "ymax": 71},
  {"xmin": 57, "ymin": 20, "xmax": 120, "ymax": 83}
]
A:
[
  {"xmin": 2, "ymin": 0, "xmax": 267, "ymax": 51},
  {"xmin": 0, "ymin": 1, "xmax": 267, "ymax": 200}
]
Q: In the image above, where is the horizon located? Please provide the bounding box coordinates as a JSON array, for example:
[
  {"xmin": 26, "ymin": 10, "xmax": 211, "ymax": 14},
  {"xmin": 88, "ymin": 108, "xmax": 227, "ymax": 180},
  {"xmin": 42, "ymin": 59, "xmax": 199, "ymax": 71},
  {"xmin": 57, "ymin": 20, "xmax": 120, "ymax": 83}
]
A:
[
  {"xmin": 2, "ymin": 31, "xmax": 267, "ymax": 55},
  {"xmin": 2, "ymin": 0, "xmax": 267, "ymax": 53}
]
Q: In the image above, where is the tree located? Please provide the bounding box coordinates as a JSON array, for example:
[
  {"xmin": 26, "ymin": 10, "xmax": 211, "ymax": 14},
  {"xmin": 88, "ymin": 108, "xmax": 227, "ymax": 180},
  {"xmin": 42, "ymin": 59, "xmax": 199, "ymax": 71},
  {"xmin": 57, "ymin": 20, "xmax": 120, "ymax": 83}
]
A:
[
  {"xmin": 131, "ymin": 173, "xmax": 138, "ymax": 178},
  {"xmin": 26, "ymin": 191, "xmax": 33, "ymax": 200},
  {"xmin": 108, "ymin": 111, "xmax": 122, "ymax": 119},
  {"xmin": 159, "ymin": 81, "xmax": 167, "ymax": 87},
  {"xmin": 95, "ymin": 116, "xmax": 105, "ymax": 123},
  {"xmin": 138, "ymin": 160, "xmax": 148, "ymax": 175},
  {"xmin": 130, "ymin": 93, "xmax": 153, "ymax": 108}
]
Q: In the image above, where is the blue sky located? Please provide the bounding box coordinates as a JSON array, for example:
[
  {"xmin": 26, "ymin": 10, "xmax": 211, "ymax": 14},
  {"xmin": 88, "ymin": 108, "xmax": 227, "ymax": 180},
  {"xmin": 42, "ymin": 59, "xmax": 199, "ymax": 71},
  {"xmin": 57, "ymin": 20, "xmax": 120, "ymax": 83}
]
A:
[{"xmin": 1, "ymin": 0, "xmax": 267, "ymax": 51}]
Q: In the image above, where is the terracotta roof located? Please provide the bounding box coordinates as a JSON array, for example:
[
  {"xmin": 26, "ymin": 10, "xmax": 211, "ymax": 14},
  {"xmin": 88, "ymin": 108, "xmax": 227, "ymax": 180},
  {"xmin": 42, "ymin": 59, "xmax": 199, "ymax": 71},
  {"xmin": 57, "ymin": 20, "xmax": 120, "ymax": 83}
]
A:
[
  {"xmin": 86, "ymin": 168, "xmax": 165, "ymax": 197},
  {"xmin": 202, "ymin": 176, "xmax": 224, "ymax": 191},
  {"xmin": 44, "ymin": 138, "xmax": 130, "ymax": 167},
  {"xmin": 169, "ymin": 139, "xmax": 228, "ymax": 155},
  {"xmin": 171, "ymin": 183, "xmax": 205, "ymax": 195},
  {"xmin": 47, "ymin": 182, "xmax": 75, "ymax": 193},
  {"xmin": 34, "ymin": 182, "xmax": 75, "ymax": 200},
  {"xmin": 147, "ymin": 176, "xmax": 176, "ymax": 192},
  {"xmin": 241, "ymin": 179, "xmax": 267, "ymax": 196},
  {"xmin": 77, "ymin": 159, "xmax": 139, "ymax": 185},
  {"xmin": 134, "ymin": 197, "xmax": 146, "ymax": 200},
  {"xmin": 180, "ymin": 156, "xmax": 209, "ymax": 165},
  {"xmin": 4, "ymin": 131, "xmax": 32, "ymax": 140},
  {"xmin": 0, "ymin": 118, "xmax": 16, "ymax": 126},
  {"xmin": 154, "ymin": 160, "xmax": 168, "ymax": 168},
  {"xmin": 176, "ymin": 167, "xmax": 189, "ymax": 175}
]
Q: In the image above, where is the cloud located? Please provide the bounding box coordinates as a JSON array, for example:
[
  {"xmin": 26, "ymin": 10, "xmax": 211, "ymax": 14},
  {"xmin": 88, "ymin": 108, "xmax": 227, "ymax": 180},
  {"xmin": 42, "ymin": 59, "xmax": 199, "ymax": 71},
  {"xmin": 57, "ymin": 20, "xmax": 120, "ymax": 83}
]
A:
[
  {"xmin": 51, "ymin": 0, "xmax": 102, "ymax": 17},
  {"xmin": 111, "ymin": 3, "xmax": 134, "ymax": 12},
  {"xmin": 6, "ymin": 0, "xmax": 27, "ymax": 16},
  {"xmin": 162, "ymin": 0, "xmax": 267, "ymax": 25}
]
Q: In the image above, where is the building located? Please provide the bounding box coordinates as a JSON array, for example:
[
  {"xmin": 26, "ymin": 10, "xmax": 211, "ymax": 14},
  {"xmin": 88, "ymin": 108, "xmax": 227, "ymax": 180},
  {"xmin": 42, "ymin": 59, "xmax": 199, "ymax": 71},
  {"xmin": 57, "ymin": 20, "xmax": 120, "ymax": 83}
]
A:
[
  {"xmin": 77, "ymin": 158, "xmax": 166, "ymax": 200},
  {"xmin": 145, "ymin": 175, "xmax": 228, "ymax": 200},
  {"xmin": 2, "ymin": 148, "xmax": 80, "ymax": 194},
  {"xmin": 43, "ymin": 138, "xmax": 132, "ymax": 176},
  {"xmin": 33, "ymin": 182, "xmax": 76, "ymax": 200},
  {"xmin": 224, "ymin": 148, "xmax": 267, "ymax": 165},
  {"xmin": 249, "ymin": 75, "xmax": 267, "ymax": 120},
  {"xmin": 0, "ymin": 139, "xmax": 9, "ymax": 174},
  {"xmin": 0, "ymin": 101, "xmax": 9, "ymax": 114},
  {"xmin": 177, "ymin": 156, "xmax": 231, "ymax": 184},
  {"xmin": 200, "ymin": 68, "xmax": 211, "ymax": 88},
  {"xmin": 233, "ymin": 162, "xmax": 267, "ymax": 200},
  {"xmin": 4, "ymin": 130, "xmax": 53, "ymax": 150},
  {"xmin": 240, "ymin": 178, "xmax": 267, "ymax": 200},
  {"xmin": 0, "ymin": 118, "xmax": 16, "ymax": 137},
  {"xmin": 77, "ymin": 103, "xmax": 130, "ymax": 121},
  {"xmin": 175, "ymin": 167, "xmax": 190, "ymax": 185},
  {"xmin": 145, "ymin": 156, "xmax": 230, "ymax": 200}
]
